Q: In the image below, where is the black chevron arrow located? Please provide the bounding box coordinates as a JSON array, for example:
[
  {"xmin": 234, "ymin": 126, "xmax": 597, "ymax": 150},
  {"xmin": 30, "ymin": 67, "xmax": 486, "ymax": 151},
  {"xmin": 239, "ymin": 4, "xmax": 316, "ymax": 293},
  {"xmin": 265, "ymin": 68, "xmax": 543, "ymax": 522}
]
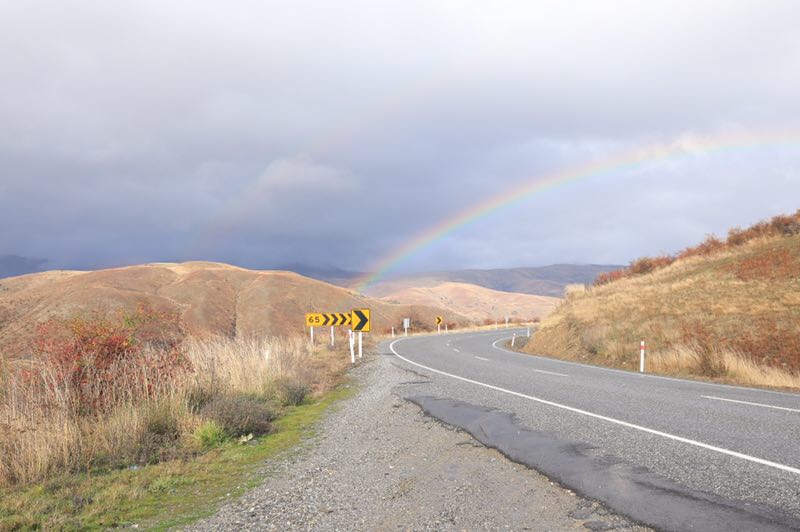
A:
[
  {"xmin": 341, "ymin": 313, "xmax": 352, "ymax": 326},
  {"xmin": 352, "ymin": 309, "xmax": 369, "ymax": 331}
]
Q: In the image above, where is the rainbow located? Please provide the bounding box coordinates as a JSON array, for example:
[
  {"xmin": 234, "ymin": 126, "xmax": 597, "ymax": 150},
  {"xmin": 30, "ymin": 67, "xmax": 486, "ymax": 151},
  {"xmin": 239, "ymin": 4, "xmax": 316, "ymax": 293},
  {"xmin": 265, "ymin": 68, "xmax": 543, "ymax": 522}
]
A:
[{"xmin": 352, "ymin": 128, "xmax": 800, "ymax": 292}]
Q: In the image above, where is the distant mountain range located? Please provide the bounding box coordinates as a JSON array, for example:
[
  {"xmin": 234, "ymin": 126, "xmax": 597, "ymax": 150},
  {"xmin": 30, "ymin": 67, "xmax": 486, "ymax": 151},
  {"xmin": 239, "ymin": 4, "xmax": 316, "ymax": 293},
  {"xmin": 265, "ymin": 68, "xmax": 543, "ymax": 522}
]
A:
[
  {"xmin": 295, "ymin": 264, "xmax": 623, "ymax": 297},
  {"xmin": 0, "ymin": 255, "xmax": 48, "ymax": 279}
]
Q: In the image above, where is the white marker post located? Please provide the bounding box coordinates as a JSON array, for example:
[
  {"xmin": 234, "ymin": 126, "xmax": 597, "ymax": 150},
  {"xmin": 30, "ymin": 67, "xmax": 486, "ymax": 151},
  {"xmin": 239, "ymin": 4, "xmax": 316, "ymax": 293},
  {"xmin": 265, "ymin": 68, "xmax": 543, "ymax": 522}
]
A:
[
  {"xmin": 349, "ymin": 330, "xmax": 355, "ymax": 364},
  {"xmin": 404, "ymin": 318, "xmax": 410, "ymax": 336},
  {"xmin": 358, "ymin": 331, "xmax": 363, "ymax": 358},
  {"xmin": 505, "ymin": 316, "xmax": 509, "ymax": 328},
  {"xmin": 494, "ymin": 320, "xmax": 498, "ymax": 330},
  {"xmin": 511, "ymin": 333, "xmax": 516, "ymax": 347},
  {"xmin": 640, "ymin": 340, "xmax": 646, "ymax": 373},
  {"xmin": 310, "ymin": 326, "xmax": 314, "ymax": 345},
  {"xmin": 330, "ymin": 326, "xmax": 335, "ymax": 347},
  {"xmin": 527, "ymin": 327, "xmax": 531, "ymax": 338},
  {"xmin": 445, "ymin": 324, "xmax": 448, "ymax": 333},
  {"xmin": 391, "ymin": 326, "xmax": 395, "ymax": 338}
]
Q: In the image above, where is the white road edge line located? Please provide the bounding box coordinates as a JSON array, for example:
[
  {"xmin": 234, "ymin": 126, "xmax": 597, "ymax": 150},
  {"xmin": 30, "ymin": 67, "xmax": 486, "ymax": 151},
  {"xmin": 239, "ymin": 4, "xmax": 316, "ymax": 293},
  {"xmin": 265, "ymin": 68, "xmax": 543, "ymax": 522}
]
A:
[
  {"xmin": 702, "ymin": 395, "xmax": 800, "ymax": 413},
  {"xmin": 474, "ymin": 356, "xmax": 489, "ymax": 361},
  {"xmin": 534, "ymin": 369, "xmax": 568, "ymax": 377},
  {"xmin": 390, "ymin": 338, "xmax": 800, "ymax": 476},
  {"xmin": 490, "ymin": 336, "xmax": 800, "ymax": 398},
  {"xmin": 453, "ymin": 348, "xmax": 460, "ymax": 353}
]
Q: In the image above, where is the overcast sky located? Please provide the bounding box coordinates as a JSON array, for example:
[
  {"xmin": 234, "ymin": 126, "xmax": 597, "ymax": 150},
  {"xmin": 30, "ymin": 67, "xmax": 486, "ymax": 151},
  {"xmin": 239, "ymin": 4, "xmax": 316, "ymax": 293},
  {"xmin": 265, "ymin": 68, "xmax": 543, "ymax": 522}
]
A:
[{"xmin": 2, "ymin": 1, "xmax": 799, "ymax": 276}]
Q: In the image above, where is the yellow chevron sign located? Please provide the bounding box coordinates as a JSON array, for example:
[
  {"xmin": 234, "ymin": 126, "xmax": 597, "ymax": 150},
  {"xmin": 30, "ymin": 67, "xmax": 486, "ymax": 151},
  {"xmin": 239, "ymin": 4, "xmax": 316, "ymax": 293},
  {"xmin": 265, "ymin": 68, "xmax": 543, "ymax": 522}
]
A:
[
  {"xmin": 351, "ymin": 308, "xmax": 370, "ymax": 332},
  {"xmin": 435, "ymin": 316, "xmax": 443, "ymax": 325},
  {"xmin": 305, "ymin": 312, "xmax": 352, "ymax": 327}
]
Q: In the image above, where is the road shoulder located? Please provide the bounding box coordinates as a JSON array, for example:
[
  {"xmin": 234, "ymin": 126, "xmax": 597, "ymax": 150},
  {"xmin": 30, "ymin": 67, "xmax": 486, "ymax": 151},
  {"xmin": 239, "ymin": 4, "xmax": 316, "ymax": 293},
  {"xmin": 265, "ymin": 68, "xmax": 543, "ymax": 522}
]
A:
[{"xmin": 188, "ymin": 354, "xmax": 645, "ymax": 531}]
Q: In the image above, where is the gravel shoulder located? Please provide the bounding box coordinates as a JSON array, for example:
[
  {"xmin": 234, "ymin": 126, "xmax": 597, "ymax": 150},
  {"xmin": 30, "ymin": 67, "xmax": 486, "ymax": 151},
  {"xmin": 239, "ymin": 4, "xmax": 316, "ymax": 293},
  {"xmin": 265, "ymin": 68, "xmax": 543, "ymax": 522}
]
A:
[{"xmin": 188, "ymin": 354, "xmax": 647, "ymax": 531}]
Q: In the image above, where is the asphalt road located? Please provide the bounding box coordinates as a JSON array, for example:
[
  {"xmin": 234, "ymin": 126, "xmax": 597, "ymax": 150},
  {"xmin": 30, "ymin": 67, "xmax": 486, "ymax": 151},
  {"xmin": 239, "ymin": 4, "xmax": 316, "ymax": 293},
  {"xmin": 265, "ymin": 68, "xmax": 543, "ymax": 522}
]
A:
[{"xmin": 385, "ymin": 329, "xmax": 800, "ymax": 531}]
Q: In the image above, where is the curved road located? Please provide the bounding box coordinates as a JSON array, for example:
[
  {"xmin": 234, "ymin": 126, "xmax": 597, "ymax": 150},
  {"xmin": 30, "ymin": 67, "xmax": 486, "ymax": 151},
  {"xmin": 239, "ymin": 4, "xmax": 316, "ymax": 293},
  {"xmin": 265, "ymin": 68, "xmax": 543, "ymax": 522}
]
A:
[{"xmin": 384, "ymin": 329, "xmax": 800, "ymax": 531}]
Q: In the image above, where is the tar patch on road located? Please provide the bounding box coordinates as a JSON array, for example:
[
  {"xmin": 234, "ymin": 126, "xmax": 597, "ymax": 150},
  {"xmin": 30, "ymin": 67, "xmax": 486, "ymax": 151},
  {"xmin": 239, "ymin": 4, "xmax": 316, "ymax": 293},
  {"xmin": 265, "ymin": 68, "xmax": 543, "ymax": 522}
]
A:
[{"xmin": 407, "ymin": 395, "xmax": 800, "ymax": 532}]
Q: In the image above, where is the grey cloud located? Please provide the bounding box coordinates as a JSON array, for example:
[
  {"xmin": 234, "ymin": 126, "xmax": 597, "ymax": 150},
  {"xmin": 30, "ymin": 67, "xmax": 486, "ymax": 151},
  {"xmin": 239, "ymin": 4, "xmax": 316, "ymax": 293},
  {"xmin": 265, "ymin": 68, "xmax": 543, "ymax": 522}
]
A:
[{"xmin": 1, "ymin": 1, "xmax": 799, "ymax": 274}]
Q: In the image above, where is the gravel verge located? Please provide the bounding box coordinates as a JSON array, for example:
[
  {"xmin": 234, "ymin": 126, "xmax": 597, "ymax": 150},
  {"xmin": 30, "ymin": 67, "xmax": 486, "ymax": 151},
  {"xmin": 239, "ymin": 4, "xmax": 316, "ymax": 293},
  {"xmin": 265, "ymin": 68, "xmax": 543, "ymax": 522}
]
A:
[{"xmin": 188, "ymin": 354, "xmax": 648, "ymax": 531}]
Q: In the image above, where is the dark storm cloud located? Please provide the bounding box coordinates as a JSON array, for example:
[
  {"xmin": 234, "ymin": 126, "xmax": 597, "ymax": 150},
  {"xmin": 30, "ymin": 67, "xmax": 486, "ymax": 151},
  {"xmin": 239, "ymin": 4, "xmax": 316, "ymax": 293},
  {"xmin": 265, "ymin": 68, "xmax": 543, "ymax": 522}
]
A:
[{"xmin": 1, "ymin": 1, "xmax": 799, "ymax": 274}]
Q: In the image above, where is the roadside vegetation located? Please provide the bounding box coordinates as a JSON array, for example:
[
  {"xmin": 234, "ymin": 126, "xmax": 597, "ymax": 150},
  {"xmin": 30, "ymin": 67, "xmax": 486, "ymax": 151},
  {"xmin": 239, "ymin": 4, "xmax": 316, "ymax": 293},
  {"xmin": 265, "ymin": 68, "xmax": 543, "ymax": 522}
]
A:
[
  {"xmin": 0, "ymin": 306, "xmax": 355, "ymax": 528},
  {"xmin": 526, "ymin": 211, "xmax": 800, "ymax": 390}
]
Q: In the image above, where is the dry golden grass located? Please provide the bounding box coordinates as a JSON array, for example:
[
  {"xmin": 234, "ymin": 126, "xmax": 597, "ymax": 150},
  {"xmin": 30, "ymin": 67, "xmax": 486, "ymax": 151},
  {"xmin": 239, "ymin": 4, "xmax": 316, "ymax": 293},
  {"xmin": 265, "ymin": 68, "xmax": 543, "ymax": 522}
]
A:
[
  {"xmin": 0, "ymin": 335, "xmax": 351, "ymax": 487},
  {"xmin": 527, "ymin": 234, "xmax": 800, "ymax": 390},
  {"xmin": 648, "ymin": 346, "xmax": 800, "ymax": 389}
]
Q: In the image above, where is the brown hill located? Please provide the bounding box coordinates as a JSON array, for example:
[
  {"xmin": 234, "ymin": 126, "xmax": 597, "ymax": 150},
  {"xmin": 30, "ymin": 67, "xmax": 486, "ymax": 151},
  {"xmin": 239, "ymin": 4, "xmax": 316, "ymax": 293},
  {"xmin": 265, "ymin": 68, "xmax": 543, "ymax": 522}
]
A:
[
  {"xmin": 527, "ymin": 217, "xmax": 800, "ymax": 390},
  {"xmin": 378, "ymin": 281, "xmax": 560, "ymax": 322},
  {"xmin": 0, "ymin": 261, "xmax": 469, "ymax": 358}
]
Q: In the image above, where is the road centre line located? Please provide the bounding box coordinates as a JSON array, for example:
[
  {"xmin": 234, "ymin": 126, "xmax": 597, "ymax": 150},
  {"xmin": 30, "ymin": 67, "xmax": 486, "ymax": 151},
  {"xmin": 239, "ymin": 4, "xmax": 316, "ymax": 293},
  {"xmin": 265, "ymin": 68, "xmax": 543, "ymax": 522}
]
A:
[
  {"xmin": 453, "ymin": 348, "xmax": 460, "ymax": 352},
  {"xmin": 490, "ymin": 337, "xmax": 800, "ymax": 398},
  {"xmin": 702, "ymin": 395, "xmax": 800, "ymax": 413},
  {"xmin": 474, "ymin": 355, "xmax": 489, "ymax": 361},
  {"xmin": 390, "ymin": 338, "xmax": 800, "ymax": 476}
]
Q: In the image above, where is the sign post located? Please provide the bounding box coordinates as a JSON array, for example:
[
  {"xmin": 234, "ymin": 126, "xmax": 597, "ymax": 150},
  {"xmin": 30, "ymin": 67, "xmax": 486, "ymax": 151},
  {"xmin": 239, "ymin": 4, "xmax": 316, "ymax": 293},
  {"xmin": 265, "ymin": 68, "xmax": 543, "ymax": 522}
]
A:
[
  {"xmin": 350, "ymin": 308, "xmax": 370, "ymax": 361},
  {"xmin": 349, "ymin": 330, "xmax": 355, "ymax": 364},
  {"xmin": 435, "ymin": 316, "xmax": 443, "ymax": 333},
  {"xmin": 307, "ymin": 311, "xmax": 353, "ymax": 350}
]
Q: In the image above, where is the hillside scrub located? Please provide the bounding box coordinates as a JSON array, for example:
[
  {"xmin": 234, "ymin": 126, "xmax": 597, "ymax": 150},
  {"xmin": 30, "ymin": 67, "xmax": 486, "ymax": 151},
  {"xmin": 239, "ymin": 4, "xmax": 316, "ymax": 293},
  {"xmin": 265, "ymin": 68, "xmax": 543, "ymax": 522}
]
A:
[
  {"xmin": 527, "ymin": 231, "xmax": 800, "ymax": 390},
  {"xmin": 0, "ymin": 307, "xmax": 353, "ymax": 487},
  {"xmin": 594, "ymin": 210, "xmax": 800, "ymax": 286}
]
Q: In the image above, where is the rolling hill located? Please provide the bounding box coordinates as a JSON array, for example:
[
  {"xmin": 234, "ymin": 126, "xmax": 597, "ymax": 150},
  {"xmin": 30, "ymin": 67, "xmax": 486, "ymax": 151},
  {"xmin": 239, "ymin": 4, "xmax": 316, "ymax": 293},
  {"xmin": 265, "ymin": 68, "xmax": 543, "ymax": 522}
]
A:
[
  {"xmin": 0, "ymin": 262, "xmax": 469, "ymax": 359},
  {"xmin": 355, "ymin": 264, "xmax": 622, "ymax": 298},
  {"xmin": 378, "ymin": 281, "xmax": 560, "ymax": 322},
  {"xmin": 526, "ymin": 212, "xmax": 800, "ymax": 390}
]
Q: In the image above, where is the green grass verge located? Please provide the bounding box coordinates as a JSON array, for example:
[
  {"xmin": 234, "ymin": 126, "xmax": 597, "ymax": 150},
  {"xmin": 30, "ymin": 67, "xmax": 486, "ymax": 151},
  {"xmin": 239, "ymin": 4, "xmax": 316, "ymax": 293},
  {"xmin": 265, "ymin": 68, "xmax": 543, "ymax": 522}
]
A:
[{"xmin": 0, "ymin": 385, "xmax": 355, "ymax": 531}]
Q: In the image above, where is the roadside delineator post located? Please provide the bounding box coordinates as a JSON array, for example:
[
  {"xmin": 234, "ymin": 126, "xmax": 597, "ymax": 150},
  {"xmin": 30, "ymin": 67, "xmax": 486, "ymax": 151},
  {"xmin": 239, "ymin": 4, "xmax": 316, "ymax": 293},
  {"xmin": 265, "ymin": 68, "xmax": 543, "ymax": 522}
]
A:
[
  {"xmin": 310, "ymin": 326, "xmax": 314, "ymax": 345},
  {"xmin": 511, "ymin": 333, "xmax": 516, "ymax": 347},
  {"xmin": 640, "ymin": 340, "xmax": 646, "ymax": 373},
  {"xmin": 330, "ymin": 325, "xmax": 335, "ymax": 347},
  {"xmin": 505, "ymin": 317, "xmax": 509, "ymax": 328},
  {"xmin": 527, "ymin": 327, "xmax": 531, "ymax": 338},
  {"xmin": 445, "ymin": 324, "xmax": 448, "ymax": 333},
  {"xmin": 349, "ymin": 330, "xmax": 355, "ymax": 364},
  {"xmin": 391, "ymin": 326, "xmax": 395, "ymax": 338}
]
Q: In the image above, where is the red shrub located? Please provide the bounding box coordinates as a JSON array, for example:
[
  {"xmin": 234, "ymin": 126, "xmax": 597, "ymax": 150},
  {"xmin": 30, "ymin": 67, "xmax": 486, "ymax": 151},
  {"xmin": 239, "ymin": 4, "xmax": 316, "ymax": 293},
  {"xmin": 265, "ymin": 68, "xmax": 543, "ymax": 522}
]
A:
[
  {"xmin": 677, "ymin": 235, "xmax": 725, "ymax": 260},
  {"xmin": 681, "ymin": 319, "xmax": 800, "ymax": 373},
  {"xmin": 729, "ymin": 248, "xmax": 799, "ymax": 281},
  {"xmin": 32, "ymin": 304, "xmax": 191, "ymax": 415},
  {"xmin": 594, "ymin": 269, "xmax": 627, "ymax": 286}
]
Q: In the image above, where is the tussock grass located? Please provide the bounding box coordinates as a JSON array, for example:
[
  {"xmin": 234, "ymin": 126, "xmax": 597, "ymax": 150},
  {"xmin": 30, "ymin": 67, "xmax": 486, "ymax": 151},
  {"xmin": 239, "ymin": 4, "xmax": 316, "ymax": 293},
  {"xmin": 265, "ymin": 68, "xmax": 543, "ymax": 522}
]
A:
[
  {"xmin": 0, "ymin": 335, "xmax": 350, "ymax": 488},
  {"xmin": 527, "ymin": 233, "xmax": 800, "ymax": 390}
]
